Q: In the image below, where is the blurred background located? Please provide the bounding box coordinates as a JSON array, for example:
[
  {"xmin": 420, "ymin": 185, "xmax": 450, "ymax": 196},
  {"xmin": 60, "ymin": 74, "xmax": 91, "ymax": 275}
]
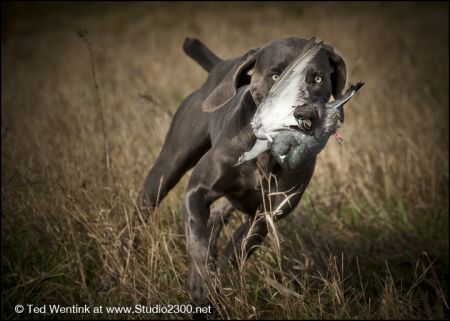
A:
[{"xmin": 2, "ymin": 2, "xmax": 448, "ymax": 319}]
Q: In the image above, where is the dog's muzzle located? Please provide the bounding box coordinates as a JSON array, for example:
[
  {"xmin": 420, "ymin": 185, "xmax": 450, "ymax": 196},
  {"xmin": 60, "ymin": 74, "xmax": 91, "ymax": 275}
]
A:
[{"xmin": 293, "ymin": 103, "xmax": 318, "ymax": 131}]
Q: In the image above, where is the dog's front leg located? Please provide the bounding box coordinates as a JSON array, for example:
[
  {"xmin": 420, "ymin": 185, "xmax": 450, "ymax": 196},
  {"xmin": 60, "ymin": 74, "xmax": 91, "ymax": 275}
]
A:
[
  {"xmin": 224, "ymin": 160, "xmax": 317, "ymax": 266},
  {"xmin": 207, "ymin": 202, "xmax": 235, "ymax": 259},
  {"xmin": 223, "ymin": 215, "xmax": 268, "ymax": 266},
  {"xmin": 183, "ymin": 184, "xmax": 221, "ymax": 306}
]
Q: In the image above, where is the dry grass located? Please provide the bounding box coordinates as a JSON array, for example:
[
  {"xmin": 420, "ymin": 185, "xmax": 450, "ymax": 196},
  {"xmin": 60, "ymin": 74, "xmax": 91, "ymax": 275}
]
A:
[{"xmin": 1, "ymin": 2, "xmax": 448, "ymax": 319}]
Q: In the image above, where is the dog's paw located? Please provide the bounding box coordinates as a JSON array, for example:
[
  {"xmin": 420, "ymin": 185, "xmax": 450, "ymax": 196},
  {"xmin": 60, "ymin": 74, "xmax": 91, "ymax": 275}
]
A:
[{"xmin": 188, "ymin": 271, "xmax": 212, "ymax": 306}]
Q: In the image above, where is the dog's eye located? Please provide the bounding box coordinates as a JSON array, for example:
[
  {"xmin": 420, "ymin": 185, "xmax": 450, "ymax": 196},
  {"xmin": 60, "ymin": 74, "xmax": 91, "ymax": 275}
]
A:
[
  {"xmin": 314, "ymin": 75, "xmax": 323, "ymax": 84},
  {"xmin": 271, "ymin": 74, "xmax": 279, "ymax": 81}
]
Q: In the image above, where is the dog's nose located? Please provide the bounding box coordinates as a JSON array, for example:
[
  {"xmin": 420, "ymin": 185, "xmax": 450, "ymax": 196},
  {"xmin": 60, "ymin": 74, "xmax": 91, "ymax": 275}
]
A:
[{"xmin": 293, "ymin": 104, "xmax": 317, "ymax": 130}]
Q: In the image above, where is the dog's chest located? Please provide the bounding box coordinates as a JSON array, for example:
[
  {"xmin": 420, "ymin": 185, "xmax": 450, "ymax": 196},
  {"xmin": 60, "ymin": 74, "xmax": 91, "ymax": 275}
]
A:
[
  {"xmin": 234, "ymin": 165, "xmax": 262, "ymax": 193},
  {"xmin": 225, "ymin": 168, "xmax": 263, "ymax": 215},
  {"xmin": 230, "ymin": 152, "xmax": 276, "ymax": 194},
  {"xmin": 226, "ymin": 154, "xmax": 282, "ymax": 215}
]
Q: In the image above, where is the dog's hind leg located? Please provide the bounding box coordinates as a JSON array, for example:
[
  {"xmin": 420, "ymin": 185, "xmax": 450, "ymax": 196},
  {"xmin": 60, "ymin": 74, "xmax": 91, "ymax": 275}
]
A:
[
  {"xmin": 121, "ymin": 95, "xmax": 211, "ymax": 259},
  {"xmin": 136, "ymin": 93, "xmax": 211, "ymax": 216}
]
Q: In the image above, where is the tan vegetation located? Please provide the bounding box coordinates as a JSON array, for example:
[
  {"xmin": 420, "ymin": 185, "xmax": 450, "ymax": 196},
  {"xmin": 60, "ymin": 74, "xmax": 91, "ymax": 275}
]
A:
[{"xmin": 2, "ymin": 2, "xmax": 448, "ymax": 319}]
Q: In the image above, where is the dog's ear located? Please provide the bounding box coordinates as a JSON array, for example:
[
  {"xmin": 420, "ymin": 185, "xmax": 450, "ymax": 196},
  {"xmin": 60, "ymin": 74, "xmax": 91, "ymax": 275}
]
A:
[
  {"xmin": 323, "ymin": 45, "xmax": 347, "ymax": 121},
  {"xmin": 202, "ymin": 48, "xmax": 260, "ymax": 112}
]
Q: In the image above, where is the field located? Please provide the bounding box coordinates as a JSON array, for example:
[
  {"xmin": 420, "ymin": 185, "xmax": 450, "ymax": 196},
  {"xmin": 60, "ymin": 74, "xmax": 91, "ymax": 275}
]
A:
[{"xmin": 1, "ymin": 2, "xmax": 448, "ymax": 319}]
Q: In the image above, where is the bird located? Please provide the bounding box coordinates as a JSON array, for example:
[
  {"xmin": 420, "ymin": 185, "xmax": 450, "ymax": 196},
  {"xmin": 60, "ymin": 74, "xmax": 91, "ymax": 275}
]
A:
[{"xmin": 237, "ymin": 37, "xmax": 364, "ymax": 171}]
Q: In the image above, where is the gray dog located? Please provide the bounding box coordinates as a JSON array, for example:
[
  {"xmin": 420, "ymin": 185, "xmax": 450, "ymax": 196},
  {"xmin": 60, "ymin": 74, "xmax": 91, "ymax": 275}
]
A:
[{"xmin": 134, "ymin": 37, "xmax": 346, "ymax": 306}]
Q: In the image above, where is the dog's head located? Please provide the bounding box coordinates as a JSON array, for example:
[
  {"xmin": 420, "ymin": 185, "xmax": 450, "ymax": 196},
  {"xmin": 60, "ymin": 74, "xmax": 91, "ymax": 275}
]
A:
[{"xmin": 202, "ymin": 37, "xmax": 347, "ymax": 128}]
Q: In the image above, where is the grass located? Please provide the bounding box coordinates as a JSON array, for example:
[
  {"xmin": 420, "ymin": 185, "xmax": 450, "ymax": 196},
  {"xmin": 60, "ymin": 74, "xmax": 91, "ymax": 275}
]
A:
[{"xmin": 1, "ymin": 2, "xmax": 448, "ymax": 319}]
